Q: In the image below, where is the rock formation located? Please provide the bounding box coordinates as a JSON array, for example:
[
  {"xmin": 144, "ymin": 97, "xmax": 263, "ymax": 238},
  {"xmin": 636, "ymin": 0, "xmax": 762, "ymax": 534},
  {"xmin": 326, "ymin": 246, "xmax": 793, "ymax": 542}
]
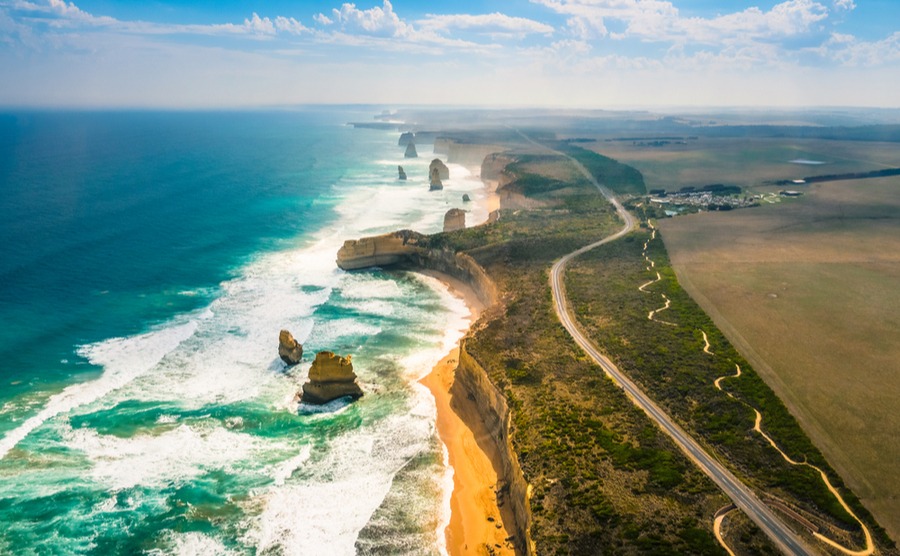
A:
[
  {"xmin": 404, "ymin": 142, "xmax": 418, "ymax": 158},
  {"xmin": 300, "ymin": 351, "xmax": 363, "ymax": 405},
  {"xmin": 278, "ymin": 329, "xmax": 303, "ymax": 366},
  {"xmin": 429, "ymin": 167, "xmax": 443, "ymax": 191},
  {"xmin": 398, "ymin": 165, "xmax": 407, "ymax": 180},
  {"xmin": 336, "ymin": 229, "xmax": 425, "ymax": 270},
  {"xmin": 443, "ymin": 208, "xmax": 466, "ymax": 232},
  {"xmin": 398, "ymin": 132, "xmax": 414, "ymax": 146},
  {"xmin": 429, "ymin": 159, "xmax": 450, "ymax": 180},
  {"xmin": 462, "ymin": 193, "xmax": 471, "ymax": 203}
]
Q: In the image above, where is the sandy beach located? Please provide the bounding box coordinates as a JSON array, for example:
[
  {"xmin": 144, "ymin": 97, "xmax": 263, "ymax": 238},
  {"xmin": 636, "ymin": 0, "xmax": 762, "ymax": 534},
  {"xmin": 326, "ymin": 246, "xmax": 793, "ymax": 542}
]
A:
[
  {"xmin": 421, "ymin": 344, "xmax": 514, "ymax": 556},
  {"xmin": 418, "ymin": 164, "xmax": 513, "ymax": 555}
]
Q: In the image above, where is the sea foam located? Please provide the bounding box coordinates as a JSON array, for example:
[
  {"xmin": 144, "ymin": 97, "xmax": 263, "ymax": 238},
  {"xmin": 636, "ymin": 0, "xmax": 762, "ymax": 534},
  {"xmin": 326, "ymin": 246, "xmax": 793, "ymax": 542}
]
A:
[{"xmin": 0, "ymin": 134, "xmax": 481, "ymax": 554}]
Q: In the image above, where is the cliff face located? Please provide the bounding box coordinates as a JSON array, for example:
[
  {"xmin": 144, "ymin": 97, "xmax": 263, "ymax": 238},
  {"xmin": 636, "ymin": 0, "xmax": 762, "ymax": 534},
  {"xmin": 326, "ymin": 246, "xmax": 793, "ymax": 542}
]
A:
[
  {"xmin": 336, "ymin": 230, "xmax": 425, "ymax": 271},
  {"xmin": 443, "ymin": 208, "xmax": 466, "ymax": 232},
  {"xmin": 335, "ymin": 151, "xmax": 532, "ymax": 554},
  {"xmin": 300, "ymin": 351, "xmax": 363, "ymax": 405},
  {"xmin": 454, "ymin": 340, "xmax": 534, "ymax": 555},
  {"xmin": 481, "ymin": 153, "xmax": 518, "ymax": 182},
  {"xmin": 404, "ymin": 142, "xmax": 418, "ymax": 158},
  {"xmin": 398, "ymin": 131, "xmax": 414, "ymax": 146},
  {"xmin": 429, "ymin": 159, "xmax": 450, "ymax": 180},
  {"xmin": 429, "ymin": 167, "xmax": 444, "ymax": 191},
  {"xmin": 278, "ymin": 330, "xmax": 303, "ymax": 365},
  {"xmin": 435, "ymin": 138, "xmax": 509, "ymax": 170}
]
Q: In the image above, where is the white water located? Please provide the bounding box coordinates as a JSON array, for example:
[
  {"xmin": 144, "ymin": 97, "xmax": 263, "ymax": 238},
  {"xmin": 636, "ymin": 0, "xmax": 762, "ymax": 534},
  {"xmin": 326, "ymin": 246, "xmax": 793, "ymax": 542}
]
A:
[{"xmin": 0, "ymin": 139, "xmax": 487, "ymax": 554}]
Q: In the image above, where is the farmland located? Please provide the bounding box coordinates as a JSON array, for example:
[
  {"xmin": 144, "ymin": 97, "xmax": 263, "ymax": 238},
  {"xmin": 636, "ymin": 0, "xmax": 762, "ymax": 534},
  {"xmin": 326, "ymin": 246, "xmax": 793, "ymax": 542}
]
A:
[{"xmin": 657, "ymin": 174, "xmax": 900, "ymax": 541}]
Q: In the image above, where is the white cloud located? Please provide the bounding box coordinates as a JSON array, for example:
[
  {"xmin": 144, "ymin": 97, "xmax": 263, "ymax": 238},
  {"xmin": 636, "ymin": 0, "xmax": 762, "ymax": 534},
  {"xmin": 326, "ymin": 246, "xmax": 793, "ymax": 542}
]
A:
[
  {"xmin": 421, "ymin": 12, "xmax": 554, "ymax": 36},
  {"xmin": 328, "ymin": 0, "xmax": 411, "ymax": 37},
  {"xmin": 274, "ymin": 16, "xmax": 308, "ymax": 35},
  {"xmin": 819, "ymin": 31, "xmax": 900, "ymax": 66},
  {"xmin": 833, "ymin": 0, "xmax": 856, "ymax": 11},
  {"xmin": 533, "ymin": 0, "xmax": 831, "ymax": 44},
  {"xmin": 242, "ymin": 13, "xmax": 275, "ymax": 35},
  {"xmin": 673, "ymin": 0, "xmax": 829, "ymax": 44},
  {"xmin": 313, "ymin": 13, "xmax": 333, "ymax": 26}
]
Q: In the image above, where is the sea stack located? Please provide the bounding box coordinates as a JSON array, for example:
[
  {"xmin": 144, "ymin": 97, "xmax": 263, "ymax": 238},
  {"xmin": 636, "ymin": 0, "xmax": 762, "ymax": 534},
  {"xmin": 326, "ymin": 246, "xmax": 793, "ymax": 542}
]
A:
[
  {"xmin": 278, "ymin": 330, "xmax": 303, "ymax": 366},
  {"xmin": 398, "ymin": 165, "xmax": 407, "ymax": 180},
  {"xmin": 443, "ymin": 208, "xmax": 466, "ymax": 232},
  {"xmin": 462, "ymin": 193, "xmax": 471, "ymax": 202},
  {"xmin": 429, "ymin": 167, "xmax": 443, "ymax": 191},
  {"xmin": 300, "ymin": 351, "xmax": 364, "ymax": 405},
  {"xmin": 404, "ymin": 142, "xmax": 418, "ymax": 158},
  {"xmin": 429, "ymin": 159, "xmax": 450, "ymax": 180},
  {"xmin": 398, "ymin": 131, "xmax": 414, "ymax": 146}
]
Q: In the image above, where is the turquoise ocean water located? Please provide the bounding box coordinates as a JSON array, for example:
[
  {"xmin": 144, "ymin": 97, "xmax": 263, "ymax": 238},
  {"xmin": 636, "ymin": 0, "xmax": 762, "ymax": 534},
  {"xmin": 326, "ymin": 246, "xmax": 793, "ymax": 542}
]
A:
[{"xmin": 0, "ymin": 110, "xmax": 488, "ymax": 554}]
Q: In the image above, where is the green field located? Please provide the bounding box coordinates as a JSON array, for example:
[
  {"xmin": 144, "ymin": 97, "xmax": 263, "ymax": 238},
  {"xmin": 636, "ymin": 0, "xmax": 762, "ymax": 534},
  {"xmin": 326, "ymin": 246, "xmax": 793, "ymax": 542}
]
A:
[
  {"xmin": 657, "ymin": 175, "xmax": 900, "ymax": 542},
  {"xmin": 587, "ymin": 137, "xmax": 900, "ymax": 191}
]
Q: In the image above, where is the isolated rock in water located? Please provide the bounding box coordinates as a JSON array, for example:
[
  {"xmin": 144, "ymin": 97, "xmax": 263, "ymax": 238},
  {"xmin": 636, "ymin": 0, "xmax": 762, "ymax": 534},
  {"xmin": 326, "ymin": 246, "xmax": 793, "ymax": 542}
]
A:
[
  {"xmin": 404, "ymin": 142, "xmax": 418, "ymax": 158},
  {"xmin": 278, "ymin": 330, "xmax": 303, "ymax": 366},
  {"xmin": 429, "ymin": 159, "xmax": 450, "ymax": 180},
  {"xmin": 429, "ymin": 167, "xmax": 443, "ymax": 191},
  {"xmin": 398, "ymin": 165, "xmax": 407, "ymax": 180},
  {"xmin": 300, "ymin": 351, "xmax": 363, "ymax": 405},
  {"xmin": 398, "ymin": 131, "xmax": 414, "ymax": 146},
  {"xmin": 462, "ymin": 193, "xmax": 471, "ymax": 202},
  {"xmin": 443, "ymin": 208, "xmax": 466, "ymax": 232}
]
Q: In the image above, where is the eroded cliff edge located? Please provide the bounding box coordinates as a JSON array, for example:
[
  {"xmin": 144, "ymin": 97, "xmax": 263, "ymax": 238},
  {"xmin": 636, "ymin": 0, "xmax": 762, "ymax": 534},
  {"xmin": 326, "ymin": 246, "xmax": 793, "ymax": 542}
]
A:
[
  {"xmin": 335, "ymin": 184, "xmax": 533, "ymax": 554},
  {"xmin": 336, "ymin": 231, "xmax": 532, "ymax": 554}
]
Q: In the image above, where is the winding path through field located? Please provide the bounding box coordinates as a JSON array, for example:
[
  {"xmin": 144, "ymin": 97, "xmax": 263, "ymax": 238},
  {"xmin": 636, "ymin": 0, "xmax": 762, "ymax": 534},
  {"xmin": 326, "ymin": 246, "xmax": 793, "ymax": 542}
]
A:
[
  {"xmin": 639, "ymin": 223, "xmax": 874, "ymax": 556},
  {"xmin": 710, "ymin": 349, "xmax": 874, "ymax": 556},
  {"xmin": 519, "ymin": 132, "xmax": 818, "ymax": 556}
]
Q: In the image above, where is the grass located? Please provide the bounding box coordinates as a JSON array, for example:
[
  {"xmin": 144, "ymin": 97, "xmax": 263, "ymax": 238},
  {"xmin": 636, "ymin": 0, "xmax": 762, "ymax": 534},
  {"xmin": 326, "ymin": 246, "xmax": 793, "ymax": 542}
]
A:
[
  {"xmin": 585, "ymin": 137, "xmax": 900, "ymax": 192},
  {"xmin": 658, "ymin": 175, "xmax": 900, "ymax": 543},
  {"xmin": 432, "ymin": 151, "xmax": 736, "ymax": 554},
  {"xmin": 416, "ymin": 142, "xmax": 896, "ymax": 553}
]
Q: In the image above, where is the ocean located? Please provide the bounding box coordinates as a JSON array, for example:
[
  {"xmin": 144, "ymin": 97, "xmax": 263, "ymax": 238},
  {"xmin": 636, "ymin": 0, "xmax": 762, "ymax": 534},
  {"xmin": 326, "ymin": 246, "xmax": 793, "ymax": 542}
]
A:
[{"xmin": 0, "ymin": 109, "xmax": 488, "ymax": 554}]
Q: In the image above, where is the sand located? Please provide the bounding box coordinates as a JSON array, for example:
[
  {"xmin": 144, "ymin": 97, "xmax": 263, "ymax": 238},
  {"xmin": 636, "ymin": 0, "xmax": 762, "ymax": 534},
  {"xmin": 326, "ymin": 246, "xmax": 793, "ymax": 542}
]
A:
[{"xmin": 418, "ymin": 271, "xmax": 514, "ymax": 556}]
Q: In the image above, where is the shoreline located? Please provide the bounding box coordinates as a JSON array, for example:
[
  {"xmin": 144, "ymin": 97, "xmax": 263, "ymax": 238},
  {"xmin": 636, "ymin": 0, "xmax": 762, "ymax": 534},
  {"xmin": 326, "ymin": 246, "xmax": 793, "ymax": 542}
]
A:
[
  {"xmin": 420, "ymin": 159, "xmax": 513, "ymax": 555},
  {"xmin": 419, "ymin": 272, "xmax": 514, "ymax": 556}
]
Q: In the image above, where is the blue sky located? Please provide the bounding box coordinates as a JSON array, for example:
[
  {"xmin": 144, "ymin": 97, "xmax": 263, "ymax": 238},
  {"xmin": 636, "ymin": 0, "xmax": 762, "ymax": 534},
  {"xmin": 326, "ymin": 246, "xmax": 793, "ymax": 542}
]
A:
[{"xmin": 1, "ymin": 0, "xmax": 898, "ymax": 108}]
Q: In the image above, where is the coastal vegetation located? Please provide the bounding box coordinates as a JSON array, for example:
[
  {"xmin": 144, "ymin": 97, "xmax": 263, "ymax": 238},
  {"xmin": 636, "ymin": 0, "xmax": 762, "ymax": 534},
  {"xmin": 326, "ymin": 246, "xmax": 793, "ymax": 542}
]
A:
[
  {"xmin": 339, "ymin": 133, "xmax": 897, "ymax": 553},
  {"xmin": 565, "ymin": 228, "xmax": 893, "ymax": 550},
  {"xmin": 419, "ymin": 143, "xmax": 895, "ymax": 554},
  {"xmin": 431, "ymin": 150, "xmax": 736, "ymax": 554}
]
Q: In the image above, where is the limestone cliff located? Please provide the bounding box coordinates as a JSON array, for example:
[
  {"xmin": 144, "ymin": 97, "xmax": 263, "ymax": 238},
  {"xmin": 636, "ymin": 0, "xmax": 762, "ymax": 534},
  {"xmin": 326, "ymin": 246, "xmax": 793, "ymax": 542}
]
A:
[
  {"xmin": 398, "ymin": 131, "xmax": 414, "ymax": 146},
  {"xmin": 398, "ymin": 165, "xmax": 407, "ymax": 180},
  {"xmin": 278, "ymin": 330, "xmax": 303, "ymax": 365},
  {"xmin": 481, "ymin": 153, "xmax": 518, "ymax": 182},
  {"xmin": 443, "ymin": 208, "xmax": 466, "ymax": 232},
  {"xmin": 404, "ymin": 142, "xmax": 418, "ymax": 158},
  {"xmin": 336, "ymin": 232, "xmax": 497, "ymax": 309},
  {"xmin": 454, "ymin": 340, "xmax": 534, "ymax": 555},
  {"xmin": 300, "ymin": 351, "xmax": 363, "ymax": 405},
  {"xmin": 335, "ymin": 150, "xmax": 532, "ymax": 553},
  {"xmin": 429, "ymin": 167, "xmax": 443, "ymax": 191},
  {"xmin": 336, "ymin": 230, "xmax": 425, "ymax": 271},
  {"xmin": 429, "ymin": 159, "xmax": 450, "ymax": 180}
]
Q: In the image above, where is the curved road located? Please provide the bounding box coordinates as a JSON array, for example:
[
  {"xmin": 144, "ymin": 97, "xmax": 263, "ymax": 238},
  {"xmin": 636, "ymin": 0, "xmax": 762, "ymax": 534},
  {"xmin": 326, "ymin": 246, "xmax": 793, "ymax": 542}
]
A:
[{"xmin": 541, "ymin": 145, "xmax": 818, "ymax": 556}]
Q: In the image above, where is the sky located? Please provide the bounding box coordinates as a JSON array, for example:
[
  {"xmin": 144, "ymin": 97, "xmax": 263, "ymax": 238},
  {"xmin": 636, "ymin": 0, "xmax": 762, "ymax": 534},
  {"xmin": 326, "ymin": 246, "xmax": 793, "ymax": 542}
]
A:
[{"xmin": 1, "ymin": 0, "xmax": 899, "ymax": 108}]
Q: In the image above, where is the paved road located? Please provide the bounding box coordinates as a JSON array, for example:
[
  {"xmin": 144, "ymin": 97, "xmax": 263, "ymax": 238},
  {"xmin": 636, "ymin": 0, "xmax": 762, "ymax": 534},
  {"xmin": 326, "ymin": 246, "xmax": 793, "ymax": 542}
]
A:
[{"xmin": 542, "ymin": 146, "xmax": 818, "ymax": 556}]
